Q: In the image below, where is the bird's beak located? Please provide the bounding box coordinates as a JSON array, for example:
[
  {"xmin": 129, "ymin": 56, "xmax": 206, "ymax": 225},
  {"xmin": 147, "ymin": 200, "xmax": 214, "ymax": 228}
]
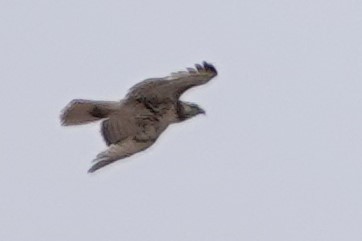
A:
[{"xmin": 199, "ymin": 108, "xmax": 206, "ymax": 115}]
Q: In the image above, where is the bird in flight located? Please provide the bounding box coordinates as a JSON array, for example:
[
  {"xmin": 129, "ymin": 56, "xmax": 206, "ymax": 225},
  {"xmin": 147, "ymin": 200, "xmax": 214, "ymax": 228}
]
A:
[{"xmin": 60, "ymin": 61, "xmax": 217, "ymax": 173}]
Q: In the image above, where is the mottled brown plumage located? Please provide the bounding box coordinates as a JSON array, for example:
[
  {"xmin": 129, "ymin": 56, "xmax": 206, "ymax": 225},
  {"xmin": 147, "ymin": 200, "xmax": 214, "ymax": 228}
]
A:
[{"xmin": 60, "ymin": 61, "xmax": 217, "ymax": 172}]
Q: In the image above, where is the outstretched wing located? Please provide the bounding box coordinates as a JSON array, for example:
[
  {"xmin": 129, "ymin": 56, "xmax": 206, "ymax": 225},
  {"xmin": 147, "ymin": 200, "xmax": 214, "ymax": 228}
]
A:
[
  {"xmin": 126, "ymin": 61, "xmax": 217, "ymax": 101},
  {"xmin": 88, "ymin": 137, "xmax": 155, "ymax": 173},
  {"xmin": 91, "ymin": 112, "xmax": 161, "ymax": 172}
]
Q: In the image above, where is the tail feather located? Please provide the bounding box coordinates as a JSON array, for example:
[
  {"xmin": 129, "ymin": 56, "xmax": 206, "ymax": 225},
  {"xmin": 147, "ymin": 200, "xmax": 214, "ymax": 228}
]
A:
[{"xmin": 60, "ymin": 99, "xmax": 121, "ymax": 126}]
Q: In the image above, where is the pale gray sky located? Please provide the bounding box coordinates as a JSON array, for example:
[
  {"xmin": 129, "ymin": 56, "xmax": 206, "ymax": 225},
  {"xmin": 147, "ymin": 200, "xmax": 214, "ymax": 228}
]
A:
[{"xmin": 1, "ymin": 0, "xmax": 362, "ymax": 240}]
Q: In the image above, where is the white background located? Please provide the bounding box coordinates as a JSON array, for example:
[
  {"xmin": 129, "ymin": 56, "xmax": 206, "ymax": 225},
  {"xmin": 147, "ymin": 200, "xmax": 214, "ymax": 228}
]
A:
[{"xmin": 1, "ymin": 0, "xmax": 361, "ymax": 240}]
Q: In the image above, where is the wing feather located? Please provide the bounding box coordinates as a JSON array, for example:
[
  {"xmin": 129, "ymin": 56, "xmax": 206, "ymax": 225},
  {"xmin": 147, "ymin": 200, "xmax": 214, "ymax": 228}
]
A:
[
  {"xmin": 126, "ymin": 61, "xmax": 217, "ymax": 101},
  {"xmin": 101, "ymin": 116, "xmax": 128, "ymax": 146},
  {"xmin": 100, "ymin": 106, "xmax": 151, "ymax": 146},
  {"xmin": 88, "ymin": 138, "xmax": 155, "ymax": 173}
]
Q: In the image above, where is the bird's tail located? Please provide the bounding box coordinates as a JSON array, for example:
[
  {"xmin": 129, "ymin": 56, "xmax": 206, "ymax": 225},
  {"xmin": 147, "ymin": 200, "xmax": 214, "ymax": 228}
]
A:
[{"xmin": 60, "ymin": 99, "xmax": 121, "ymax": 126}]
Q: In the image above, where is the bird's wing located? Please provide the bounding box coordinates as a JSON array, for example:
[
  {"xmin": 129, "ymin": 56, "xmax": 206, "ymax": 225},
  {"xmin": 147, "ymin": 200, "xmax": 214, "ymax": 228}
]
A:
[
  {"xmin": 126, "ymin": 61, "xmax": 217, "ymax": 101},
  {"xmin": 88, "ymin": 137, "xmax": 155, "ymax": 173},
  {"xmin": 60, "ymin": 99, "xmax": 121, "ymax": 126},
  {"xmin": 101, "ymin": 112, "xmax": 133, "ymax": 146},
  {"xmin": 92, "ymin": 109, "xmax": 162, "ymax": 172}
]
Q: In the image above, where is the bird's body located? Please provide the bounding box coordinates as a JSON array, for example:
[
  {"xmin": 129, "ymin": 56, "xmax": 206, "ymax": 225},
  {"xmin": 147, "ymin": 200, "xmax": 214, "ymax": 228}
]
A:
[{"xmin": 60, "ymin": 62, "xmax": 217, "ymax": 172}]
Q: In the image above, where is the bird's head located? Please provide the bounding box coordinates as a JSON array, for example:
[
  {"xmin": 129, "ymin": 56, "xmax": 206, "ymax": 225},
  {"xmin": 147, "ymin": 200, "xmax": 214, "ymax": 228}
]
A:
[{"xmin": 178, "ymin": 101, "xmax": 205, "ymax": 121}]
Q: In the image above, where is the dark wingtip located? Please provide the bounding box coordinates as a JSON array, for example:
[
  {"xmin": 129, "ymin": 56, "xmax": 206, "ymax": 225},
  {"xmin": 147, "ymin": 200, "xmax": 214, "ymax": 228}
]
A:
[
  {"xmin": 195, "ymin": 63, "xmax": 203, "ymax": 71},
  {"xmin": 202, "ymin": 61, "xmax": 217, "ymax": 75},
  {"xmin": 88, "ymin": 159, "xmax": 115, "ymax": 173},
  {"xmin": 87, "ymin": 163, "xmax": 101, "ymax": 173}
]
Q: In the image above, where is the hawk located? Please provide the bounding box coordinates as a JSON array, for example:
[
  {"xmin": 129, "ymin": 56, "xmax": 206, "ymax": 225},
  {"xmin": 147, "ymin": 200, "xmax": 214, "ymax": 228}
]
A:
[{"xmin": 60, "ymin": 61, "xmax": 217, "ymax": 173}]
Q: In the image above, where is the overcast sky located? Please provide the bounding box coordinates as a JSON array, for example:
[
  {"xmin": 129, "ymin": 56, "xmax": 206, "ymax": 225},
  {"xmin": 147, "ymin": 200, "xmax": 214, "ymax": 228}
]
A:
[{"xmin": 1, "ymin": 0, "xmax": 362, "ymax": 240}]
